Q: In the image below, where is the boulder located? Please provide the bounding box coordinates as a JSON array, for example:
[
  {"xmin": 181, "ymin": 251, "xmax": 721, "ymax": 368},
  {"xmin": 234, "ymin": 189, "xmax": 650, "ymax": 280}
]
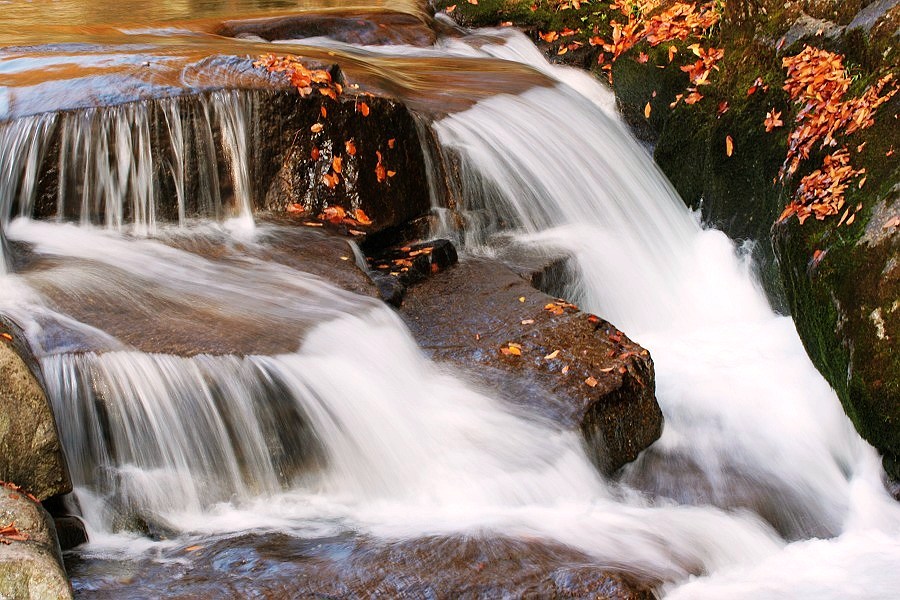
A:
[
  {"xmin": 774, "ymin": 190, "xmax": 900, "ymax": 479},
  {"xmin": 0, "ymin": 325, "xmax": 71, "ymax": 501},
  {"xmin": 399, "ymin": 257, "xmax": 662, "ymax": 475},
  {"xmin": 0, "ymin": 486, "xmax": 72, "ymax": 600}
]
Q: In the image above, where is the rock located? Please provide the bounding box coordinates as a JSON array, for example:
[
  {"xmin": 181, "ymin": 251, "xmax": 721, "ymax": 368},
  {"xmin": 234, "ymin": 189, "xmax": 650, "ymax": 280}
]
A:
[
  {"xmin": 0, "ymin": 326, "xmax": 71, "ymax": 501},
  {"xmin": 0, "ymin": 487, "xmax": 72, "ymax": 600},
  {"xmin": 399, "ymin": 258, "xmax": 662, "ymax": 475},
  {"xmin": 217, "ymin": 11, "xmax": 438, "ymax": 46},
  {"xmin": 51, "ymin": 518, "xmax": 87, "ymax": 552},
  {"xmin": 364, "ymin": 238, "xmax": 459, "ymax": 306},
  {"xmin": 774, "ymin": 190, "xmax": 900, "ymax": 479},
  {"xmin": 67, "ymin": 532, "xmax": 654, "ymax": 599},
  {"xmin": 847, "ymin": 0, "xmax": 900, "ymax": 33}
]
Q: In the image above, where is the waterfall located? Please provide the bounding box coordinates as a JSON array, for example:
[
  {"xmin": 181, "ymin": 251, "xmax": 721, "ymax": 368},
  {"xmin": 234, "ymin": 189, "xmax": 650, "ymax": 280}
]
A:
[
  {"xmin": 0, "ymin": 90, "xmax": 255, "ymax": 243},
  {"xmin": 0, "ymin": 24, "xmax": 898, "ymax": 599}
]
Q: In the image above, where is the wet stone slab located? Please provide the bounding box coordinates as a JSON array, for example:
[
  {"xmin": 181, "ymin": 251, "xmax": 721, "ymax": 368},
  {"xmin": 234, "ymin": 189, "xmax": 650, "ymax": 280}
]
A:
[{"xmin": 66, "ymin": 533, "xmax": 653, "ymax": 599}]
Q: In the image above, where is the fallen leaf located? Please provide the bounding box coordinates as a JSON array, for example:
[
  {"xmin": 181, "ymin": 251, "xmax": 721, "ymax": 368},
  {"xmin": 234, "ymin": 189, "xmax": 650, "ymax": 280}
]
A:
[
  {"xmin": 518, "ymin": 296, "xmax": 526, "ymax": 303},
  {"xmin": 467, "ymin": 0, "xmax": 478, "ymax": 4},
  {"xmin": 358, "ymin": 102, "xmax": 370, "ymax": 117},
  {"xmin": 388, "ymin": 138, "xmax": 396, "ymax": 149},
  {"xmin": 637, "ymin": 52, "xmax": 649, "ymax": 64},
  {"xmin": 310, "ymin": 123, "xmax": 323, "ymax": 133},
  {"xmin": 584, "ymin": 376, "xmax": 598, "ymax": 387},
  {"xmin": 320, "ymin": 106, "xmax": 327, "ymax": 119},
  {"xmin": 725, "ymin": 135, "xmax": 734, "ymax": 157},
  {"xmin": 764, "ymin": 110, "xmax": 783, "ymax": 132},
  {"xmin": 311, "ymin": 147, "xmax": 320, "ymax": 160},
  {"xmin": 0, "ymin": 333, "xmax": 11, "ymax": 342},
  {"xmin": 540, "ymin": 31, "xmax": 559, "ymax": 43},
  {"xmin": 562, "ymin": 365, "xmax": 569, "ymax": 374},
  {"xmin": 332, "ymin": 156, "xmax": 343, "ymax": 174},
  {"xmin": 544, "ymin": 350, "xmax": 560, "ymax": 360},
  {"xmin": 286, "ymin": 203, "xmax": 304, "ymax": 214},
  {"xmin": 345, "ymin": 140, "xmax": 357, "ymax": 156},
  {"xmin": 446, "ymin": 4, "xmax": 456, "ymax": 12},
  {"xmin": 185, "ymin": 545, "xmax": 204, "ymax": 553},
  {"xmin": 521, "ymin": 319, "xmax": 535, "ymax": 325},
  {"xmin": 644, "ymin": 102, "xmax": 652, "ymax": 118},
  {"xmin": 353, "ymin": 209, "xmax": 373, "ymax": 225}
]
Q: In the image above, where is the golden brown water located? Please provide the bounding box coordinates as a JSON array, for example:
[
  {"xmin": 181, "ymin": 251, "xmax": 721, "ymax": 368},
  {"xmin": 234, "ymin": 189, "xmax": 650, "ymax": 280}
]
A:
[{"xmin": 0, "ymin": 0, "xmax": 548, "ymax": 119}]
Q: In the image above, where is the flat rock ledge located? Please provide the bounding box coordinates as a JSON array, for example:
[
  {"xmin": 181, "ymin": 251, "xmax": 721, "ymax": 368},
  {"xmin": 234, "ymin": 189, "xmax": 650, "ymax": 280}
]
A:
[
  {"xmin": 399, "ymin": 257, "xmax": 663, "ymax": 475},
  {"xmin": 0, "ymin": 487, "xmax": 72, "ymax": 600}
]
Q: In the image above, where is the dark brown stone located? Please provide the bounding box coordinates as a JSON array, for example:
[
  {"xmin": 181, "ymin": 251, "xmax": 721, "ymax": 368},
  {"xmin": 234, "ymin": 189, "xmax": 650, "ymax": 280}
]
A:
[
  {"xmin": 399, "ymin": 258, "xmax": 662, "ymax": 475},
  {"xmin": 218, "ymin": 11, "xmax": 438, "ymax": 46}
]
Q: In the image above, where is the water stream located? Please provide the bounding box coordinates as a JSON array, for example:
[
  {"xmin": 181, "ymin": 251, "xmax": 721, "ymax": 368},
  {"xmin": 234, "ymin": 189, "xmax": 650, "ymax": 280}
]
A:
[{"xmin": 0, "ymin": 14, "xmax": 898, "ymax": 600}]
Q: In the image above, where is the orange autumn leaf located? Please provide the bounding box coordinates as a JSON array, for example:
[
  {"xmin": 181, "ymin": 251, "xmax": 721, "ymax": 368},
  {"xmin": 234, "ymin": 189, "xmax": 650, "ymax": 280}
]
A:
[
  {"xmin": 332, "ymin": 156, "xmax": 343, "ymax": 174},
  {"xmin": 388, "ymin": 138, "xmax": 396, "ymax": 149},
  {"xmin": 725, "ymin": 135, "xmax": 734, "ymax": 157},
  {"xmin": 764, "ymin": 110, "xmax": 784, "ymax": 132},
  {"xmin": 584, "ymin": 376, "xmax": 598, "ymax": 388},
  {"xmin": 540, "ymin": 31, "xmax": 559, "ymax": 43},
  {"xmin": 311, "ymin": 147, "xmax": 320, "ymax": 160},
  {"xmin": 353, "ymin": 209, "xmax": 373, "ymax": 225},
  {"xmin": 320, "ymin": 106, "xmax": 327, "ymax": 119},
  {"xmin": 358, "ymin": 101, "xmax": 370, "ymax": 117},
  {"xmin": 644, "ymin": 102, "xmax": 652, "ymax": 118},
  {"xmin": 310, "ymin": 123, "xmax": 323, "ymax": 133},
  {"xmin": 446, "ymin": 4, "xmax": 456, "ymax": 12},
  {"xmin": 320, "ymin": 205, "xmax": 346, "ymax": 222},
  {"xmin": 286, "ymin": 203, "xmax": 304, "ymax": 214},
  {"xmin": 345, "ymin": 140, "xmax": 357, "ymax": 156},
  {"xmin": 322, "ymin": 172, "xmax": 340, "ymax": 189}
]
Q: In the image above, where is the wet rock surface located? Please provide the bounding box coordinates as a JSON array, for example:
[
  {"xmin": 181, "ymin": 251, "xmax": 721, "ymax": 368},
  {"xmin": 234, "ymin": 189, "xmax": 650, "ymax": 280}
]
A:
[
  {"xmin": 13, "ymin": 224, "xmax": 379, "ymax": 357},
  {"xmin": 0, "ymin": 486, "xmax": 72, "ymax": 600},
  {"xmin": 218, "ymin": 11, "xmax": 437, "ymax": 46},
  {"xmin": 774, "ymin": 191, "xmax": 900, "ymax": 479},
  {"xmin": 0, "ymin": 324, "xmax": 71, "ymax": 501},
  {"xmin": 399, "ymin": 257, "xmax": 662, "ymax": 475},
  {"xmin": 66, "ymin": 533, "xmax": 653, "ymax": 599}
]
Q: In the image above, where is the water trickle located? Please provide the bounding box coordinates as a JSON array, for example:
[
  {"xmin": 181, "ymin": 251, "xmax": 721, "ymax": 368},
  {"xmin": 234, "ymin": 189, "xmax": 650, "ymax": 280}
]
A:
[{"xmin": 0, "ymin": 91, "xmax": 256, "ymax": 240}]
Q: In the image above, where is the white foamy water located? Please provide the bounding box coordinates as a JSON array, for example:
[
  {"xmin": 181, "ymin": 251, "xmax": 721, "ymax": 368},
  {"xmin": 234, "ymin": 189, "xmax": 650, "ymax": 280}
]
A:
[{"xmin": 0, "ymin": 25, "xmax": 897, "ymax": 598}]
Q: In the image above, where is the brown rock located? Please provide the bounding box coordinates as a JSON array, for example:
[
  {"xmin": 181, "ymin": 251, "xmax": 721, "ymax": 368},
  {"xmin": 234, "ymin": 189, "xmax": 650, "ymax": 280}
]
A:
[
  {"xmin": 399, "ymin": 258, "xmax": 662, "ymax": 475},
  {"xmin": 0, "ymin": 328, "xmax": 71, "ymax": 501},
  {"xmin": 0, "ymin": 487, "xmax": 72, "ymax": 599}
]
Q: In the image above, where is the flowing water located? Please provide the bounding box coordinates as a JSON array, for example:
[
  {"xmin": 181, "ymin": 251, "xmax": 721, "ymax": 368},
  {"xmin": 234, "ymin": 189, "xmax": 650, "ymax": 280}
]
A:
[{"xmin": 1, "ymin": 6, "xmax": 899, "ymax": 599}]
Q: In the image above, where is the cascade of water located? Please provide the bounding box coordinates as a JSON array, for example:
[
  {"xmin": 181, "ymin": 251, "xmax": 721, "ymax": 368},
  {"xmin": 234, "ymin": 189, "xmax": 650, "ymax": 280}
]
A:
[
  {"xmin": 1, "ymin": 23, "xmax": 898, "ymax": 599},
  {"xmin": 429, "ymin": 27, "xmax": 900, "ymax": 593},
  {"xmin": 0, "ymin": 92, "xmax": 256, "ymax": 245},
  {"xmin": 207, "ymin": 90, "xmax": 256, "ymax": 226}
]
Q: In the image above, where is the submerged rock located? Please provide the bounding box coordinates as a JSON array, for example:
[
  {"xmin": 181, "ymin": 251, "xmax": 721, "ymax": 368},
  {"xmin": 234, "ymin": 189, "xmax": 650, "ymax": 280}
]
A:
[
  {"xmin": 0, "ymin": 323, "xmax": 71, "ymax": 502},
  {"xmin": 66, "ymin": 532, "xmax": 654, "ymax": 599},
  {"xmin": 400, "ymin": 258, "xmax": 662, "ymax": 475},
  {"xmin": 0, "ymin": 486, "xmax": 72, "ymax": 600}
]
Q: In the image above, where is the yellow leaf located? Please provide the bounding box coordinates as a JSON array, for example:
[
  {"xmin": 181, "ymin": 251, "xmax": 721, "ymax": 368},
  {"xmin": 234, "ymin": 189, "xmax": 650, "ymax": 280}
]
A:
[
  {"xmin": 310, "ymin": 123, "xmax": 323, "ymax": 133},
  {"xmin": 644, "ymin": 102, "xmax": 652, "ymax": 119},
  {"xmin": 725, "ymin": 135, "xmax": 734, "ymax": 157},
  {"xmin": 544, "ymin": 350, "xmax": 560, "ymax": 360},
  {"xmin": 518, "ymin": 296, "xmax": 526, "ymax": 303}
]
